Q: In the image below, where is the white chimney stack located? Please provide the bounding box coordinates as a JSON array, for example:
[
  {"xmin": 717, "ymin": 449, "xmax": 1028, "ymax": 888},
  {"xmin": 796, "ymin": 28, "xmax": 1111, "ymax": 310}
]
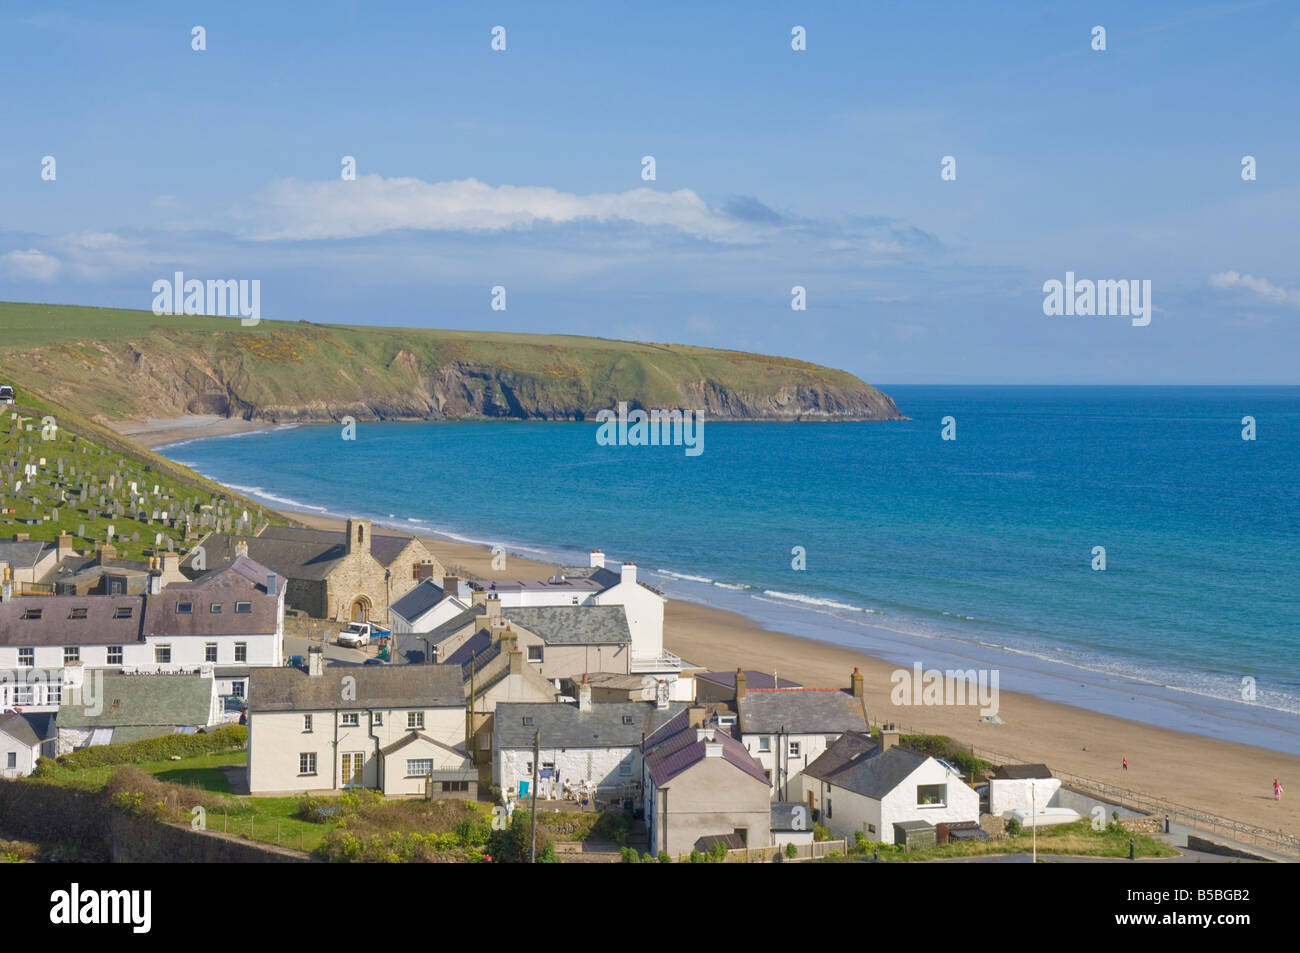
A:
[
  {"xmin": 620, "ymin": 562, "xmax": 636, "ymax": 586},
  {"xmin": 235, "ymin": 539, "xmax": 249, "ymax": 559},
  {"xmin": 578, "ymin": 673, "xmax": 592, "ymax": 712},
  {"xmin": 307, "ymin": 647, "xmax": 323, "ymax": 677},
  {"xmin": 147, "ymin": 572, "xmax": 162, "ymax": 596},
  {"xmin": 589, "ymin": 549, "xmax": 604, "ymax": 569}
]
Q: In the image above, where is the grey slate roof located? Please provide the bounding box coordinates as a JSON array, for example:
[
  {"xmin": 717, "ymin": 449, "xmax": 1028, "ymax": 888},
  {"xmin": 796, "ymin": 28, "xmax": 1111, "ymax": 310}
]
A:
[
  {"xmin": 803, "ymin": 732, "xmax": 929, "ymax": 800},
  {"xmin": 57, "ymin": 673, "xmax": 213, "ymax": 729},
  {"xmin": 0, "ymin": 539, "xmax": 55, "ymax": 573},
  {"xmin": 394, "ymin": 604, "xmax": 482, "ymax": 664},
  {"xmin": 390, "ymin": 580, "xmax": 445, "ymax": 623},
  {"xmin": 142, "ymin": 556, "xmax": 281, "ymax": 637},
  {"xmin": 642, "ymin": 709, "xmax": 769, "ymax": 788},
  {"xmin": 991, "ymin": 763, "xmax": 1053, "ymax": 780},
  {"xmin": 185, "ymin": 525, "xmax": 421, "ymax": 580},
  {"xmin": 247, "ymin": 662, "xmax": 463, "ymax": 712},
  {"xmin": 0, "ymin": 710, "xmax": 53, "ymax": 747},
  {"xmin": 700, "ymin": 670, "xmax": 802, "ymax": 691},
  {"xmin": 493, "ymin": 701, "xmax": 683, "ymax": 750},
  {"xmin": 737, "ymin": 689, "xmax": 868, "ymax": 734},
  {"xmin": 0, "ymin": 595, "xmax": 145, "ymax": 646},
  {"xmin": 502, "ymin": 606, "xmax": 631, "ymax": 645}
]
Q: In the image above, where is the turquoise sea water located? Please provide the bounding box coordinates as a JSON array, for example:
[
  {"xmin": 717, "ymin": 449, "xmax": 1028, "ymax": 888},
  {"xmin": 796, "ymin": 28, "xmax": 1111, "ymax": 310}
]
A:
[{"xmin": 161, "ymin": 386, "xmax": 1300, "ymax": 752}]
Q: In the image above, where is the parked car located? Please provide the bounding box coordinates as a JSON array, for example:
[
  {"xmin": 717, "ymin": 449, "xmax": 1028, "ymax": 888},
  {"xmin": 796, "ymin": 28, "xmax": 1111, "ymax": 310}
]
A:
[{"xmin": 0, "ymin": 385, "xmax": 13, "ymax": 405}]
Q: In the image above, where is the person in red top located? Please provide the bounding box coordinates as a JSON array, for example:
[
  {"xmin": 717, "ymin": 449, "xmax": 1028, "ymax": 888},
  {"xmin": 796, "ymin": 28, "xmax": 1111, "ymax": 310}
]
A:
[
  {"xmin": 1122, "ymin": 757, "xmax": 1128, "ymax": 771},
  {"xmin": 1274, "ymin": 779, "xmax": 1283, "ymax": 801}
]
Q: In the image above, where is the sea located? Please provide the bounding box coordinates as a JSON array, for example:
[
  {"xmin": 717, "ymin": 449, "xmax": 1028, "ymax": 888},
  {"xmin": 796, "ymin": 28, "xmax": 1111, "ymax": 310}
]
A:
[{"xmin": 158, "ymin": 386, "xmax": 1300, "ymax": 753}]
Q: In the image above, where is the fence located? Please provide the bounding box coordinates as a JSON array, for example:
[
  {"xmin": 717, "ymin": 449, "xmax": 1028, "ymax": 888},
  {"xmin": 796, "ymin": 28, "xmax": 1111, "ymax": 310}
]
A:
[{"xmin": 959, "ymin": 736, "xmax": 1300, "ymax": 860}]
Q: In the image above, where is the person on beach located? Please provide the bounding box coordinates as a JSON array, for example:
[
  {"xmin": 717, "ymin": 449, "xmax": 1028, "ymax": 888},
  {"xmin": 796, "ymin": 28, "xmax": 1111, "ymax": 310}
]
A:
[
  {"xmin": 1275, "ymin": 779, "xmax": 1283, "ymax": 800},
  {"xmin": 1122, "ymin": 757, "xmax": 1128, "ymax": 771}
]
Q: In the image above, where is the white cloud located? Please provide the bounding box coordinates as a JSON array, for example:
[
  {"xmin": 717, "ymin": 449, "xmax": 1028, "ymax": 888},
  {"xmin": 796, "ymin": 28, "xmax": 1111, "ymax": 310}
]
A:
[
  {"xmin": 237, "ymin": 175, "xmax": 759, "ymax": 243},
  {"xmin": 1209, "ymin": 271, "xmax": 1300, "ymax": 308},
  {"xmin": 2, "ymin": 249, "xmax": 61, "ymax": 281}
]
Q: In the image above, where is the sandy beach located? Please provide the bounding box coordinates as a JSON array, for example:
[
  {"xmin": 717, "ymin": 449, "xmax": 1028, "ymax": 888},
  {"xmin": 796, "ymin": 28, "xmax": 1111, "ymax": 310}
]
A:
[
  {"xmin": 123, "ymin": 415, "xmax": 1300, "ymax": 842},
  {"xmin": 112, "ymin": 414, "xmax": 266, "ymax": 448}
]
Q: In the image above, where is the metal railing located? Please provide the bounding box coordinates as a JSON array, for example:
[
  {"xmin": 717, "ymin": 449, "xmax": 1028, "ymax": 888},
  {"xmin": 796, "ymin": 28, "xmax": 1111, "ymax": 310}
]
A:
[
  {"xmin": 630, "ymin": 650, "xmax": 683, "ymax": 673},
  {"xmin": 954, "ymin": 734, "xmax": 1300, "ymax": 860}
]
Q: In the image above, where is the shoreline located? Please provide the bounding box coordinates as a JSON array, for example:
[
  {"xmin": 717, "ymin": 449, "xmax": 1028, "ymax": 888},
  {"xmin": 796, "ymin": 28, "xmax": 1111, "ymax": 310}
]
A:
[{"xmin": 121, "ymin": 413, "xmax": 1300, "ymax": 839}]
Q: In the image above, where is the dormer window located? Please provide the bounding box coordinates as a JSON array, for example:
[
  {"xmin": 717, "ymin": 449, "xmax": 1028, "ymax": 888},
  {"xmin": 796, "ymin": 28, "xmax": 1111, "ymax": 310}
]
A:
[
  {"xmin": 210, "ymin": 603, "xmax": 222, "ymax": 613},
  {"xmin": 177, "ymin": 602, "xmax": 193, "ymax": 614},
  {"xmin": 21, "ymin": 608, "xmax": 42, "ymax": 620},
  {"xmin": 235, "ymin": 602, "xmax": 252, "ymax": 613},
  {"xmin": 522, "ymin": 716, "xmax": 534, "ymax": 727},
  {"xmin": 114, "ymin": 606, "xmax": 133, "ymax": 619},
  {"xmin": 622, "ymin": 716, "xmax": 634, "ymax": 725}
]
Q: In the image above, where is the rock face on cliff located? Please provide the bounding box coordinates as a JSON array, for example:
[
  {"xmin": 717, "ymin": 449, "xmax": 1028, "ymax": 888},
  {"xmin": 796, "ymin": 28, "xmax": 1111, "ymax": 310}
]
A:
[{"xmin": 0, "ymin": 303, "xmax": 904, "ymax": 424}]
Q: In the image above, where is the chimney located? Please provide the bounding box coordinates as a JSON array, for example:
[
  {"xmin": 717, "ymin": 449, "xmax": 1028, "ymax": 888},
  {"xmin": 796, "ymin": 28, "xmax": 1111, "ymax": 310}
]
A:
[
  {"xmin": 13, "ymin": 533, "xmax": 29, "ymax": 542},
  {"xmin": 851, "ymin": 667, "xmax": 864, "ymax": 700},
  {"xmin": 234, "ymin": 539, "xmax": 249, "ymax": 559},
  {"xmin": 695, "ymin": 727, "xmax": 715, "ymax": 742},
  {"xmin": 497, "ymin": 627, "xmax": 517, "ymax": 655},
  {"xmin": 267, "ymin": 572, "xmax": 278, "ymax": 595},
  {"xmin": 880, "ymin": 722, "xmax": 899, "ymax": 753},
  {"xmin": 147, "ymin": 572, "xmax": 162, "ymax": 596},
  {"xmin": 99, "ymin": 542, "xmax": 117, "ymax": 565},
  {"xmin": 471, "ymin": 587, "xmax": 488, "ymax": 608},
  {"xmin": 655, "ymin": 679, "xmax": 669, "ymax": 710},
  {"xmin": 735, "ymin": 668, "xmax": 747, "ymax": 701},
  {"xmin": 578, "ymin": 674, "xmax": 592, "ymax": 712},
  {"xmin": 56, "ymin": 531, "xmax": 75, "ymax": 560},
  {"xmin": 509, "ymin": 648, "xmax": 524, "ymax": 676},
  {"xmin": 307, "ymin": 647, "xmax": 323, "ymax": 677},
  {"xmin": 442, "ymin": 575, "xmax": 460, "ymax": 598},
  {"xmin": 485, "ymin": 593, "xmax": 501, "ymax": 623},
  {"xmin": 589, "ymin": 549, "xmax": 605, "ymax": 569},
  {"xmin": 620, "ymin": 562, "xmax": 636, "ymax": 587},
  {"xmin": 1, "ymin": 567, "xmax": 10, "ymax": 603}
]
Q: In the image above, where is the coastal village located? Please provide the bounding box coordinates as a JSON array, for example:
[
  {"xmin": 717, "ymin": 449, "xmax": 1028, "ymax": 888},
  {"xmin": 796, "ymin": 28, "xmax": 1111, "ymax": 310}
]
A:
[{"xmin": 2, "ymin": 461, "xmax": 1288, "ymax": 861}]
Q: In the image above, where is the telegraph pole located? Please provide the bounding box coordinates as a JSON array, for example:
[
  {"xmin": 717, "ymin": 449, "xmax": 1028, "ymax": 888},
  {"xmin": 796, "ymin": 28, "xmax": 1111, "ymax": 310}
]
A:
[{"xmin": 529, "ymin": 730, "xmax": 540, "ymax": 863}]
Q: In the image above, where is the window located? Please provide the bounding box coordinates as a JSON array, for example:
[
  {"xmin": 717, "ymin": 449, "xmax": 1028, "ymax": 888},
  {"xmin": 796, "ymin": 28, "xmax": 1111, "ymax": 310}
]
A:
[
  {"xmin": 827, "ymin": 798, "xmax": 833, "ymax": 819},
  {"xmin": 110, "ymin": 580, "xmax": 124, "ymax": 595},
  {"xmin": 177, "ymin": 602, "xmax": 193, "ymax": 614},
  {"xmin": 522, "ymin": 716, "xmax": 534, "ymax": 727},
  {"xmin": 527, "ymin": 645, "xmax": 543, "ymax": 662},
  {"xmin": 299, "ymin": 753, "xmax": 317, "ymax": 776},
  {"xmin": 622, "ymin": 715, "xmax": 634, "ymax": 725},
  {"xmin": 231, "ymin": 680, "xmax": 245, "ymax": 697},
  {"xmin": 205, "ymin": 643, "xmax": 218, "ymax": 662},
  {"xmin": 412, "ymin": 565, "xmax": 421, "ymax": 580},
  {"xmin": 235, "ymin": 602, "xmax": 252, "ymax": 614},
  {"xmin": 758, "ymin": 736, "xmax": 771, "ymax": 752},
  {"xmin": 788, "ymin": 741, "xmax": 801, "ymax": 758},
  {"xmin": 764, "ymin": 769, "xmax": 772, "ymax": 781},
  {"xmin": 372, "ymin": 712, "xmax": 383, "ymax": 726},
  {"xmin": 45, "ymin": 683, "xmax": 62, "ymax": 705},
  {"xmin": 210, "ymin": 603, "xmax": 222, "ymax": 614},
  {"xmin": 21, "ymin": 608, "xmax": 42, "ymax": 620},
  {"xmin": 407, "ymin": 711, "xmax": 424, "ymax": 730},
  {"xmin": 406, "ymin": 759, "xmax": 433, "ymax": 778},
  {"xmin": 234, "ymin": 642, "xmax": 247, "ymax": 662},
  {"xmin": 68, "ymin": 607, "xmax": 87, "ymax": 620},
  {"xmin": 571, "ymin": 596, "xmax": 578, "ymax": 605},
  {"xmin": 917, "ymin": 783, "xmax": 947, "ymax": 807},
  {"xmin": 155, "ymin": 644, "xmax": 171, "ymax": 664},
  {"xmin": 619, "ymin": 762, "xmax": 632, "ymax": 776},
  {"xmin": 5, "ymin": 752, "xmax": 14, "ymax": 769},
  {"xmin": 107, "ymin": 646, "xmax": 123, "ymax": 665},
  {"xmin": 63, "ymin": 646, "xmax": 80, "ymax": 664},
  {"xmin": 341, "ymin": 713, "xmax": 359, "ymax": 727},
  {"xmin": 15, "ymin": 685, "xmax": 34, "ymax": 706},
  {"xmin": 441, "ymin": 780, "xmax": 469, "ymax": 792},
  {"xmin": 303, "ymin": 715, "xmax": 313, "ymax": 733},
  {"xmin": 114, "ymin": 606, "xmax": 133, "ymax": 619},
  {"xmin": 867, "ymin": 824, "xmax": 876, "ymax": 834},
  {"xmin": 18, "ymin": 648, "xmax": 33, "ymax": 667}
]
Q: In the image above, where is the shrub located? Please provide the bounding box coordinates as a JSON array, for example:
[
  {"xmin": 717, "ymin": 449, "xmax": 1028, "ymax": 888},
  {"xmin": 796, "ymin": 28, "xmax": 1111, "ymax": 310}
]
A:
[
  {"xmin": 657, "ymin": 850, "xmax": 671, "ymax": 863},
  {"xmin": 813, "ymin": 822, "xmax": 831, "ymax": 842},
  {"xmin": 1006, "ymin": 817, "xmax": 1022, "ymax": 837},
  {"xmin": 785, "ymin": 842, "xmax": 798, "ymax": 859},
  {"xmin": 620, "ymin": 846, "xmax": 640, "ymax": 863},
  {"xmin": 54, "ymin": 725, "xmax": 247, "ymax": 770},
  {"xmin": 589, "ymin": 810, "xmax": 630, "ymax": 845}
]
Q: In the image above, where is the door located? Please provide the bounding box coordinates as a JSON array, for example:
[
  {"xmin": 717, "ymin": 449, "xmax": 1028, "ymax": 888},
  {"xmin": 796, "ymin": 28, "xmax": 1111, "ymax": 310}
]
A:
[{"xmin": 341, "ymin": 752, "xmax": 365, "ymax": 788}]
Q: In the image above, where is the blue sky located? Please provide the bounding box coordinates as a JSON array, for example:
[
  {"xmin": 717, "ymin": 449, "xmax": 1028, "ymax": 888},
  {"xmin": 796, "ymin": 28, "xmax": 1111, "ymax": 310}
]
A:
[{"xmin": 1, "ymin": 1, "xmax": 1297, "ymax": 384}]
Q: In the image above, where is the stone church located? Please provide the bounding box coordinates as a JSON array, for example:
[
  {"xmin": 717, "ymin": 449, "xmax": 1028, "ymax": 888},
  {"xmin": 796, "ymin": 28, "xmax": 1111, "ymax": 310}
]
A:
[{"xmin": 184, "ymin": 518, "xmax": 444, "ymax": 623}]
